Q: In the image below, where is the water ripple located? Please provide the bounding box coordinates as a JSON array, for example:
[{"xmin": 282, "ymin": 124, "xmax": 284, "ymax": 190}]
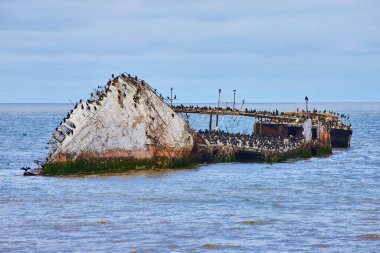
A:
[{"xmin": 0, "ymin": 103, "xmax": 379, "ymax": 252}]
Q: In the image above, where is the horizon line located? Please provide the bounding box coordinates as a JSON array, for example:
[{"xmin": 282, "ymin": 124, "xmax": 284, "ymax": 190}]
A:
[{"xmin": 1, "ymin": 101, "xmax": 379, "ymax": 104}]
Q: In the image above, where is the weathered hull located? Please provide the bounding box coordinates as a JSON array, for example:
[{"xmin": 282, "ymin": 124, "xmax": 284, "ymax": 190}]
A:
[
  {"xmin": 50, "ymin": 147, "xmax": 194, "ymax": 163},
  {"xmin": 29, "ymin": 72, "xmax": 351, "ymax": 176},
  {"xmin": 330, "ymin": 128, "xmax": 352, "ymax": 148},
  {"xmin": 234, "ymin": 145, "xmax": 332, "ymax": 163},
  {"xmin": 42, "ymin": 74, "xmax": 195, "ymax": 175},
  {"xmin": 254, "ymin": 123, "xmax": 304, "ymax": 138}
]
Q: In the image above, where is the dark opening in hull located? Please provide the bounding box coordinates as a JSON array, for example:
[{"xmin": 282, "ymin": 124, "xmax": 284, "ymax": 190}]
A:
[
  {"xmin": 235, "ymin": 150, "xmax": 265, "ymax": 162},
  {"xmin": 330, "ymin": 128, "xmax": 352, "ymax": 148}
]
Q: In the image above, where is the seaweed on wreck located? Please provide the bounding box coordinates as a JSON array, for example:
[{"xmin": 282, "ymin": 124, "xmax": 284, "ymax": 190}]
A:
[
  {"xmin": 41, "ymin": 155, "xmax": 204, "ymax": 176},
  {"xmin": 317, "ymin": 146, "xmax": 333, "ymax": 156},
  {"xmin": 265, "ymin": 145, "xmax": 332, "ymax": 163},
  {"xmin": 42, "ymin": 158, "xmax": 156, "ymax": 176},
  {"xmin": 265, "ymin": 149, "xmax": 312, "ymax": 163}
]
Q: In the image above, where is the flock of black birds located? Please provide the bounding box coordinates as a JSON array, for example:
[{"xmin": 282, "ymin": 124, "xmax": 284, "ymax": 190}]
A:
[
  {"xmin": 44, "ymin": 72, "xmax": 352, "ymax": 164},
  {"xmin": 47, "ymin": 74, "xmax": 125, "ymax": 160},
  {"xmin": 47, "ymin": 73, "xmax": 163, "ymax": 161},
  {"xmin": 174, "ymin": 104, "xmax": 347, "ymax": 117},
  {"xmin": 173, "ymin": 104, "xmax": 353, "ymax": 133},
  {"xmin": 173, "ymin": 105, "xmax": 351, "ymax": 125},
  {"xmin": 257, "ymin": 117, "xmax": 351, "ymax": 130},
  {"xmin": 55, "ymin": 74, "xmax": 133, "ymax": 139},
  {"xmin": 325, "ymin": 120, "xmax": 352, "ymax": 129},
  {"xmin": 256, "ymin": 118, "xmax": 297, "ymax": 124},
  {"xmin": 295, "ymin": 107, "xmax": 349, "ymax": 117},
  {"xmin": 172, "ymin": 105, "xmax": 286, "ymax": 117},
  {"xmin": 54, "ymin": 72, "xmax": 351, "ymax": 145},
  {"xmin": 199, "ymin": 129, "xmax": 304, "ymax": 153}
]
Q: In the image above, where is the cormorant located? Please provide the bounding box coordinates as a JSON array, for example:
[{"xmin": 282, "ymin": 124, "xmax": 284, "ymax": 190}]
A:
[{"xmin": 20, "ymin": 167, "xmax": 30, "ymax": 172}]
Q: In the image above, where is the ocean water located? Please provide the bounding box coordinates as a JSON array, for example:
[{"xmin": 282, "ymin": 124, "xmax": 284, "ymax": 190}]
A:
[{"xmin": 0, "ymin": 103, "xmax": 379, "ymax": 252}]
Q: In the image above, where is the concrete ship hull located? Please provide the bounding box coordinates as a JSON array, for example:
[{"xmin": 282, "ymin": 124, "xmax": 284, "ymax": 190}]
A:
[
  {"xmin": 40, "ymin": 74, "xmax": 196, "ymax": 175},
  {"xmin": 26, "ymin": 73, "xmax": 353, "ymax": 176}
]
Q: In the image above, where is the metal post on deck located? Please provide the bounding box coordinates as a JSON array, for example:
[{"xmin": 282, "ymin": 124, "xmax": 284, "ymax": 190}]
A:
[
  {"xmin": 170, "ymin": 87, "xmax": 173, "ymax": 106},
  {"xmin": 216, "ymin": 89, "xmax": 221, "ymax": 130},
  {"xmin": 233, "ymin": 90, "xmax": 236, "ymax": 110},
  {"xmin": 209, "ymin": 114, "xmax": 213, "ymax": 131}
]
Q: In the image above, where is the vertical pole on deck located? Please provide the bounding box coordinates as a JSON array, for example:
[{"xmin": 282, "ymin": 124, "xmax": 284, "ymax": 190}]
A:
[
  {"xmin": 233, "ymin": 90, "xmax": 237, "ymax": 110},
  {"xmin": 170, "ymin": 87, "xmax": 173, "ymax": 106},
  {"xmin": 216, "ymin": 89, "xmax": 221, "ymax": 130},
  {"xmin": 209, "ymin": 114, "xmax": 213, "ymax": 131}
]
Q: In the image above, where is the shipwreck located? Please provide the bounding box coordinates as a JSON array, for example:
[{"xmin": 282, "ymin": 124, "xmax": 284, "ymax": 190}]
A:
[{"xmin": 24, "ymin": 73, "xmax": 352, "ymax": 175}]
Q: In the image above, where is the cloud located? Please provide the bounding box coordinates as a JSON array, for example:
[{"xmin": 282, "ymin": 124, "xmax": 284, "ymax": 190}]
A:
[{"xmin": 0, "ymin": 0, "xmax": 379, "ymax": 102}]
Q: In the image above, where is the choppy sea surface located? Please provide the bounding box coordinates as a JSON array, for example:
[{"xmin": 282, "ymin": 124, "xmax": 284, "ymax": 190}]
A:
[{"xmin": 0, "ymin": 102, "xmax": 379, "ymax": 252}]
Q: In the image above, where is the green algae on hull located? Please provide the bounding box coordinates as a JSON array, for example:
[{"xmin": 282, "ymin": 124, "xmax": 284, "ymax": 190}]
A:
[
  {"xmin": 264, "ymin": 145, "xmax": 332, "ymax": 163},
  {"xmin": 317, "ymin": 146, "xmax": 333, "ymax": 156},
  {"xmin": 42, "ymin": 157, "xmax": 197, "ymax": 176},
  {"xmin": 265, "ymin": 149, "xmax": 311, "ymax": 163},
  {"xmin": 42, "ymin": 149, "xmax": 236, "ymax": 176},
  {"xmin": 42, "ymin": 146, "xmax": 333, "ymax": 176}
]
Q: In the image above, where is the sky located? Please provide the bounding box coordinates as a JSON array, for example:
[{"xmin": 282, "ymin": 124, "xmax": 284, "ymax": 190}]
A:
[{"xmin": 0, "ymin": 0, "xmax": 379, "ymax": 103}]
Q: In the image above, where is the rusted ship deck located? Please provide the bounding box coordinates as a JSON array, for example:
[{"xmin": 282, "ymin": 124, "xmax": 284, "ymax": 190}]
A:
[{"xmin": 173, "ymin": 105, "xmax": 352, "ymax": 149}]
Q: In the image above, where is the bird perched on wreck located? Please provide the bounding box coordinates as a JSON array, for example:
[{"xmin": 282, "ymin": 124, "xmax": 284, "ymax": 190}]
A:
[
  {"xmin": 20, "ymin": 167, "xmax": 31, "ymax": 176},
  {"xmin": 20, "ymin": 166, "xmax": 38, "ymax": 176}
]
